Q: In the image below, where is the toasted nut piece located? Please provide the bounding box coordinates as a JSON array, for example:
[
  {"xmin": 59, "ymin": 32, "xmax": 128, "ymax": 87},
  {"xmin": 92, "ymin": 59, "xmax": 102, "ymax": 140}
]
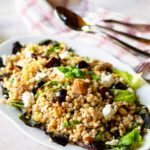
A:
[
  {"xmin": 72, "ymin": 79, "xmax": 88, "ymax": 95},
  {"xmin": 91, "ymin": 60, "xmax": 112, "ymax": 71},
  {"xmin": 119, "ymin": 108, "xmax": 128, "ymax": 115},
  {"xmin": 98, "ymin": 62, "xmax": 112, "ymax": 71}
]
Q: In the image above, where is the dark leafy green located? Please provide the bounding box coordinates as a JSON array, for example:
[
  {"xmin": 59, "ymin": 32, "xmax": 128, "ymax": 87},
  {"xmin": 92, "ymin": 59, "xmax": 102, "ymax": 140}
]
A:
[
  {"xmin": 49, "ymin": 132, "xmax": 69, "ymax": 146},
  {"xmin": 19, "ymin": 114, "xmax": 43, "ymax": 128},
  {"xmin": 39, "ymin": 39, "xmax": 52, "ymax": 45},
  {"xmin": 2, "ymin": 86, "xmax": 9, "ymax": 98},
  {"xmin": 139, "ymin": 107, "xmax": 150, "ymax": 129},
  {"xmin": 0, "ymin": 73, "xmax": 10, "ymax": 81},
  {"xmin": 68, "ymin": 48, "xmax": 74, "ymax": 52},
  {"xmin": 88, "ymin": 141, "xmax": 106, "ymax": 150},
  {"xmin": 0, "ymin": 57, "xmax": 4, "ymax": 68},
  {"xmin": 33, "ymin": 80, "xmax": 45, "ymax": 94},
  {"xmin": 12, "ymin": 41, "xmax": 23, "ymax": 54}
]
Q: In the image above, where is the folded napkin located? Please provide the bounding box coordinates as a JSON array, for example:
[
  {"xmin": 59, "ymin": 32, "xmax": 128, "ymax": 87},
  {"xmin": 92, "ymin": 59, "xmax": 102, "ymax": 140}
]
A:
[{"xmin": 15, "ymin": 0, "xmax": 150, "ymax": 80}]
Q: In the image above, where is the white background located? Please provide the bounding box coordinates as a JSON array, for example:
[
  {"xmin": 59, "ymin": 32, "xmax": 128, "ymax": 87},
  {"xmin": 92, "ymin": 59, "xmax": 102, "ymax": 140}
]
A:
[{"xmin": 0, "ymin": 0, "xmax": 150, "ymax": 150}]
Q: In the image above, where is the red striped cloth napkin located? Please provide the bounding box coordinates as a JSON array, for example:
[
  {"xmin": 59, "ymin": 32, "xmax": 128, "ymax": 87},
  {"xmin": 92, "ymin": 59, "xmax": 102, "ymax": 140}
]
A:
[{"xmin": 15, "ymin": 0, "xmax": 150, "ymax": 80}]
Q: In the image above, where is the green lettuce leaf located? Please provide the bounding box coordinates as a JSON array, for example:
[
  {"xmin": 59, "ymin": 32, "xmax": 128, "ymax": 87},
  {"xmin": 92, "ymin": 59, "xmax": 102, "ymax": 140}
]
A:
[
  {"xmin": 113, "ymin": 68, "xmax": 145, "ymax": 89},
  {"xmin": 110, "ymin": 89, "xmax": 136, "ymax": 103},
  {"xmin": 119, "ymin": 128, "xmax": 143, "ymax": 146},
  {"xmin": 114, "ymin": 147, "xmax": 126, "ymax": 150}
]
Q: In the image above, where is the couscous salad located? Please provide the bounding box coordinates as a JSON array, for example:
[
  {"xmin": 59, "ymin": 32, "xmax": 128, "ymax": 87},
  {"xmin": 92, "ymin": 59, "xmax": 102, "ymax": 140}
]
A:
[{"xmin": 0, "ymin": 39, "xmax": 150, "ymax": 150}]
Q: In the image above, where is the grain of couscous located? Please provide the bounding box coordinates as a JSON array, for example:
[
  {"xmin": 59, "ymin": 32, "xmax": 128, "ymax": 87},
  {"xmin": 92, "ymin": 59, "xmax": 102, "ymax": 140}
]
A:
[{"xmin": 0, "ymin": 39, "xmax": 150, "ymax": 150}]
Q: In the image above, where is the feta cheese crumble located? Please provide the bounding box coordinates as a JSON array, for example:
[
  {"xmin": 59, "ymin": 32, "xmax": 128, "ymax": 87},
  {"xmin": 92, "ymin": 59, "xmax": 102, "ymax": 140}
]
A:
[
  {"xmin": 2, "ymin": 55, "xmax": 11, "ymax": 65},
  {"xmin": 22, "ymin": 91, "xmax": 35, "ymax": 107},
  {"xmin": 25, "ymin": 51, "xmax": 32, "ymax": 58},
  {"xmin": 101, "ymin": 72, "xmax": 115, "ymax": 87},
  {"xmin": 105, "ymin": 139, "xmax": 119, "ymax": 145},
  {"xmin": 102, "ymin": 104, "xmax": 116, "ymax": 120},
  {"xmin": 52, "ymin": 67, "xmax": 65, "ymax": 80},
  {"xmin": 16, "ymin": 58, "xmax": 32, "ymax": 67},
  {"xmin": 59, "ymin": 51, "xmax": 69, "ymax": 59},
  {"xmin": 35, "ymin": 72, "xmax": 47, "ymax": 81}
]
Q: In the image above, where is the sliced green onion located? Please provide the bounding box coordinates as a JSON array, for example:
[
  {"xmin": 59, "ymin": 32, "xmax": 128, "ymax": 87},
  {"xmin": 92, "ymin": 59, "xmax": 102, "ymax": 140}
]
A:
[
  {"xmin": 35, "ymin": 92, "xmax": 40, "ymax": 99},
  {"xmin": 44, "ymin": 80, "xmax": 59, "ymax": 86},
  {"xmin": 10, "ymin": 101, "xmax": 24, "ymax": 108}
]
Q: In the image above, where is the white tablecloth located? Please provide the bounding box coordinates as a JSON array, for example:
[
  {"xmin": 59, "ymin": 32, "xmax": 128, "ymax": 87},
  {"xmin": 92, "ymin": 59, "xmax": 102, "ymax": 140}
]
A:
[{"xmin": 0, "ymin": 0, "xmax": 150, "ymax": 150}]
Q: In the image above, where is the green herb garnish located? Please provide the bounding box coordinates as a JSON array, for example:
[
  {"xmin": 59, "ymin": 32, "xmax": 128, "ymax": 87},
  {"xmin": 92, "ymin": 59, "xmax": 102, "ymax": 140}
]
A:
[
  {"xmin": 44, "ymin": 80, "xmax": 59, "ymax": 86},
  {"xmin": 47, "ymin": 46, "xmax": 59, "ymax": 53},
  {"xmin": 72, "ymin": 68, "xmax": 85, "ymax": 78},
  {"xmin": 63, "ymin": 120, "xmax": 80, "ymax": 127},
  {"xmin": 47, "ymin": 43, "xmax": 61, "ymax": 53},
  {"xmin": 65, "ymin": 71, "xmax": 74, "ymax": 77},
  {"xmin": 94, "ymin": 131, "xmax": 102, "ymax": 141},
  {"xmin": 58, "ymin": 66, "xmax": 69, "ymax": 73},
  {"xmin": 58, "ymin": 66, "xmax": 85, "ymax": 78},
  {"xmin": 88, "ymin": 71, "xmax": 100, "ymax": 81},
  {"xmin": 10, "ymin": 77, "xmax": 14, "ymax": 83}
]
